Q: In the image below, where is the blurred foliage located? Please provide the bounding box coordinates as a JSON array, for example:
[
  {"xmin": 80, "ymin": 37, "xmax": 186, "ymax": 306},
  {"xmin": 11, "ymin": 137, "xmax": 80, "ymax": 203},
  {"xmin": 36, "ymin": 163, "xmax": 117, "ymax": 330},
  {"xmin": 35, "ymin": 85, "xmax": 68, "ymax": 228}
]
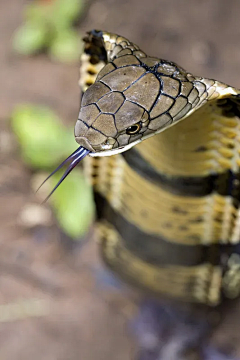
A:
[
  {"xmin": 11, "ymin": 105, "xmax": 76, "ymax": 168},
  {"xmin": 13, "ymin": 0, "xmax": 85, "ymax": 63},
  {"xmin": 51, "ymin": 170, "xmax": 94, "ymax": 239},
  {"xmin": 11, "ymin": 104, "xmax": 95, "ymax": 239},
  {"xmin": 11, "ymin": 0, "xmax": 94, "ymax": 239}
]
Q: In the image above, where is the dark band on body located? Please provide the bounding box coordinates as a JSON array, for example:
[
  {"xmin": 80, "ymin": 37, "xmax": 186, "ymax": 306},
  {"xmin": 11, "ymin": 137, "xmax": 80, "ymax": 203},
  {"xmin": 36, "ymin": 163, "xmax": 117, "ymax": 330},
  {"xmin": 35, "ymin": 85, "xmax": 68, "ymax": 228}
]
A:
[
  {"xmin": 217, "ymin": 96, "xmax": 240, "ymax": 118},
  {"xmin": 122, "ymin": 148, "xmax": 240, "ymax": 202},
  {"xmin": 83, "ymin": 30, "xmax": 107, "ymax": 65},
  {"xmin": 95, "ymin": 192, "xmax": 238, "ymax": 268}
]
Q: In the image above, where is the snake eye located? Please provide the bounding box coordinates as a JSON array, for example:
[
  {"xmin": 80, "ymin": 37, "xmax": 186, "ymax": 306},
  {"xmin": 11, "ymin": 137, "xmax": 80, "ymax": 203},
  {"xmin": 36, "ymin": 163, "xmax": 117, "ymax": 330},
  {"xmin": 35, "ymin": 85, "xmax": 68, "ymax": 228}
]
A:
[{"xmin": 126, "ymin": 122, "xmax": 142, "ymax": 135}]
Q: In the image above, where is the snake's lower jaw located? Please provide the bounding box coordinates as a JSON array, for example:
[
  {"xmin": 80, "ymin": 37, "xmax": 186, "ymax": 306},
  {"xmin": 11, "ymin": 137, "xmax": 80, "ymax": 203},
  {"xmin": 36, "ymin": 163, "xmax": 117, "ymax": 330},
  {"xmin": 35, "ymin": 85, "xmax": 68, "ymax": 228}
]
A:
[
  {"xmin": 76, "ymin": 134, "xmax": 145, "ymax": 157},
  {"xmin": 75, "ymin": 136, "xmax": 118, "ymax": 154},
  {"xmin": 90, "ymin": 139, "xmax": 140, "ymax": 157}
]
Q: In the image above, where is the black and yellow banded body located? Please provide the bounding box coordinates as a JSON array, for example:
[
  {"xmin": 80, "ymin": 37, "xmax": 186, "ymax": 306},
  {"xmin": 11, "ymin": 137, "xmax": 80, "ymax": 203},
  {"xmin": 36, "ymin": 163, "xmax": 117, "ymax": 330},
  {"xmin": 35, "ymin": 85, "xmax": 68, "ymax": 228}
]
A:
[{"xmin": 76, "ymin": 30, "xmax": 240, "ymax": 306}]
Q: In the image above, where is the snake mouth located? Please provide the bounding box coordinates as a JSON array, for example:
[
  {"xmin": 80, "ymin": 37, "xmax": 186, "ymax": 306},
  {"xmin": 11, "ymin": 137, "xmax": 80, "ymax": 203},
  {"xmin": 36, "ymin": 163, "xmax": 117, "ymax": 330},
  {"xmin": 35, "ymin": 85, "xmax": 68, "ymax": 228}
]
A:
[
  {"xmin": 38, "ymin": 146, "xmax": 90, "ymax": 201},
  {"xmin": 89, "ymin": 139, "xmax": 141, "ymax": 157}
]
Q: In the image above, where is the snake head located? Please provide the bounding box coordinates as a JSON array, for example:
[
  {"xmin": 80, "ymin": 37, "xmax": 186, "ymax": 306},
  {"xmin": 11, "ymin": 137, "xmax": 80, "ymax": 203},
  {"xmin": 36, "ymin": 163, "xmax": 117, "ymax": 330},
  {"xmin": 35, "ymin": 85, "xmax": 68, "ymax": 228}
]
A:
[
  {"xmin": 40, "ymin": 59, "xmax": 156, "ymax": 199},
  {"xmin": 74, "ymin": 54, "xmax": 169, "ymax": 157}
]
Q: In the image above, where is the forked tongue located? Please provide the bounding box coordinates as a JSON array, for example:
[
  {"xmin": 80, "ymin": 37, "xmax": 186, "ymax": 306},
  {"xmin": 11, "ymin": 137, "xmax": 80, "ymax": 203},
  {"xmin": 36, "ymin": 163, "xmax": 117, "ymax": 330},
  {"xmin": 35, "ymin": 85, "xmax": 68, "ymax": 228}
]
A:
[{"xmin": 38, "ymin": 146, "xmax": 90, "ymax": 202}]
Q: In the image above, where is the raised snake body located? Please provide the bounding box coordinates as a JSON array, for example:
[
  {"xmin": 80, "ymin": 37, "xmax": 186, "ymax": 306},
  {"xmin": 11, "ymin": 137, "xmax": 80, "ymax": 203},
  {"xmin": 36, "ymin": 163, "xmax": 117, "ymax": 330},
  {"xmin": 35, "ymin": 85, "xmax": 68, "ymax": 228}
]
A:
[{"xmin": 51, "ymin": 30, "xmax": 240, "ymax": 307}]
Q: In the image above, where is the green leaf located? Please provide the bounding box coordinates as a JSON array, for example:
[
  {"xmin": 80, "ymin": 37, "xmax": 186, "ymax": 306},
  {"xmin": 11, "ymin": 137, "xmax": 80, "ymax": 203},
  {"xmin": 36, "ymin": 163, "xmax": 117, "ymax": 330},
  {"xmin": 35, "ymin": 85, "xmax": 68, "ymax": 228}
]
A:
[
  {"xmin": 49, "ymin": 30, "xmax": 83, "ymax": 63},
  {"xmin": 12, "ymin": 22, "xmax": 48, "ymax": 55},
  {"xmin": 11, "ymin": 105, "xmax": 77, "ymax": 168},
  {"xmin": 52, "ymin": 0, "xmax": 84, "ymax": 26},
  {"xmin": 50, "ymin": 169, "xmax": 95, "ymax": 239},
  {"xmin": 24, "ymin": 3, "xmax": 52, "ymax": 24}
]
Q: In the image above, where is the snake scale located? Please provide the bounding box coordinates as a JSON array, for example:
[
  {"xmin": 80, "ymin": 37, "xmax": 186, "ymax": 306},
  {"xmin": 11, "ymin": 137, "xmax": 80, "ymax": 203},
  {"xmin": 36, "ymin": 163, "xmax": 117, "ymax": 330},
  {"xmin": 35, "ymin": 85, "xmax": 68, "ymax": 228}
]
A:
[{"xmin": 49, "ymin": 30, "xmax": 240, "ymax": 307}]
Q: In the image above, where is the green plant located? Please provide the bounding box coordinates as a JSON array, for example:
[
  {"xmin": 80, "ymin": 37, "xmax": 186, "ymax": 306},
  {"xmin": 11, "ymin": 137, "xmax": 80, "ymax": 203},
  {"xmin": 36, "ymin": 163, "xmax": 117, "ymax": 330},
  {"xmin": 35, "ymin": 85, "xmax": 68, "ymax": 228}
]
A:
[
  {"xmin": 11, "ymin": 104, "xmax": 95, "ymax": 239},
  {"xmin": 13, "ymin": 0, "xmax": 85, "ymax": 63}
]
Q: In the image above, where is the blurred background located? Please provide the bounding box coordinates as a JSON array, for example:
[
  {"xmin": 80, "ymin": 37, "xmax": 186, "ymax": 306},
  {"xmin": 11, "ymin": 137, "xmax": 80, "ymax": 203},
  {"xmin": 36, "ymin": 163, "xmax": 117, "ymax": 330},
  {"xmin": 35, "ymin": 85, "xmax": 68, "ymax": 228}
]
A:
[{"xmin": 1, "ymin": 0, "xmax": 240, "ymax": 359}]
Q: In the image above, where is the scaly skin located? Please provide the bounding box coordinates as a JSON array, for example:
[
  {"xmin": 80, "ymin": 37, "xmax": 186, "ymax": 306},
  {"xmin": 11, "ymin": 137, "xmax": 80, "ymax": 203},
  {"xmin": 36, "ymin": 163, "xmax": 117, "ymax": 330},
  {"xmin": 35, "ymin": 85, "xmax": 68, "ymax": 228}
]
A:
[
  {"xmin": 42, "ymin": 29, "xmax": 240, "ymax": 360},
  {"xmin": 76, "ymin": 30, "xmax": 240, "ymax": 306}
]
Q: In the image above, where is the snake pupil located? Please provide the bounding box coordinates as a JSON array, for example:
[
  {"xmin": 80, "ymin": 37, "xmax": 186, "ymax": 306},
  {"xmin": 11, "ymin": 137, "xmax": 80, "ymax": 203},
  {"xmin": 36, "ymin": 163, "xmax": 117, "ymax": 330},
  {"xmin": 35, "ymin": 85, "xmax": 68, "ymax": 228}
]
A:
[{"xmin": 126, "ymin": 123, "xmax": 141, "ymax": 135}]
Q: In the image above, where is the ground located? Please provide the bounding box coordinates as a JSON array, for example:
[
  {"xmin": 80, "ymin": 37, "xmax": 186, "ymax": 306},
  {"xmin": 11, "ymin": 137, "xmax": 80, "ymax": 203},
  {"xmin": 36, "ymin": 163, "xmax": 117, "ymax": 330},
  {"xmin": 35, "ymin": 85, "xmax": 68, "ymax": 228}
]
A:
[{"xmin": 1, "ymin": 0, "xmax": 240, "ymax": 359}]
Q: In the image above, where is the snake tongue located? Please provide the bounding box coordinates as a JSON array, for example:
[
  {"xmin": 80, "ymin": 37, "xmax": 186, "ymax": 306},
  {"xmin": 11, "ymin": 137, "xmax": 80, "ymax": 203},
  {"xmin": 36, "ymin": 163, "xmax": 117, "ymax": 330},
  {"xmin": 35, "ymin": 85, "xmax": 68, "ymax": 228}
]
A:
[{"xmin": 38, "ymin": 146, "xmax": 90, "ymax": 202}]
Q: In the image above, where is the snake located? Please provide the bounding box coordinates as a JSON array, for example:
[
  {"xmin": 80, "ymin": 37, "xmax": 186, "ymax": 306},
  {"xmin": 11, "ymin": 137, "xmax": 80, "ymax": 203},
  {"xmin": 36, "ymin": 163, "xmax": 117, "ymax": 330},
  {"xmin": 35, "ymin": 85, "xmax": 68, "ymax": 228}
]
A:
[{"xmin": 46, "ymin": 30, "xmax": 240, "ymax": 307}]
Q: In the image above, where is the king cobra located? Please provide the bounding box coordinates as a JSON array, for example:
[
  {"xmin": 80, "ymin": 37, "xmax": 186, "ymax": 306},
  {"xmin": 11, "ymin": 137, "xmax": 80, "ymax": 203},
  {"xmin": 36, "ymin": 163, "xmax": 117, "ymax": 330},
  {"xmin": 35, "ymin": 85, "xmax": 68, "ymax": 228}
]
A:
[{"xmin": 46, "ymin": 30, "xmax": 240, "ymax": 307}]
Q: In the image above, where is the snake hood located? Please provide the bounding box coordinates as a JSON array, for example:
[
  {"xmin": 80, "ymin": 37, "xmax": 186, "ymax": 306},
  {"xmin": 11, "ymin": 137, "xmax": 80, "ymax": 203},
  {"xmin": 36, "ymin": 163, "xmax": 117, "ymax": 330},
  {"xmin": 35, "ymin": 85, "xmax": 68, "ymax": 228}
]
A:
[{"xmin": 42, "ymin": 29, "xmax": 240, "ymax": 198}]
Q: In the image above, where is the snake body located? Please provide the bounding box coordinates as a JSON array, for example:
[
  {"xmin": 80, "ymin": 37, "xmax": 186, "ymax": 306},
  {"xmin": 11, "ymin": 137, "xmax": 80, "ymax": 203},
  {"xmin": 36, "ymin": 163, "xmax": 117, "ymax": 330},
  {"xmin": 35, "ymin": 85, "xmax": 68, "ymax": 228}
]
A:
[{"xmin": 57, "ymin": 30, "xmax": 240, "ymax": 306}]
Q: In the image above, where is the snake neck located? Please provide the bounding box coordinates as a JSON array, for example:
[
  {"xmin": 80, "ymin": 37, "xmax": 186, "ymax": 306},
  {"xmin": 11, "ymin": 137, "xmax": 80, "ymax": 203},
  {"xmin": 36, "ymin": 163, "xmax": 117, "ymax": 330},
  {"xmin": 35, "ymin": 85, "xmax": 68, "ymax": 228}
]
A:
[{"xmin": 83, "ymin": 98, "xmax": 240, "ymax": 305}]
